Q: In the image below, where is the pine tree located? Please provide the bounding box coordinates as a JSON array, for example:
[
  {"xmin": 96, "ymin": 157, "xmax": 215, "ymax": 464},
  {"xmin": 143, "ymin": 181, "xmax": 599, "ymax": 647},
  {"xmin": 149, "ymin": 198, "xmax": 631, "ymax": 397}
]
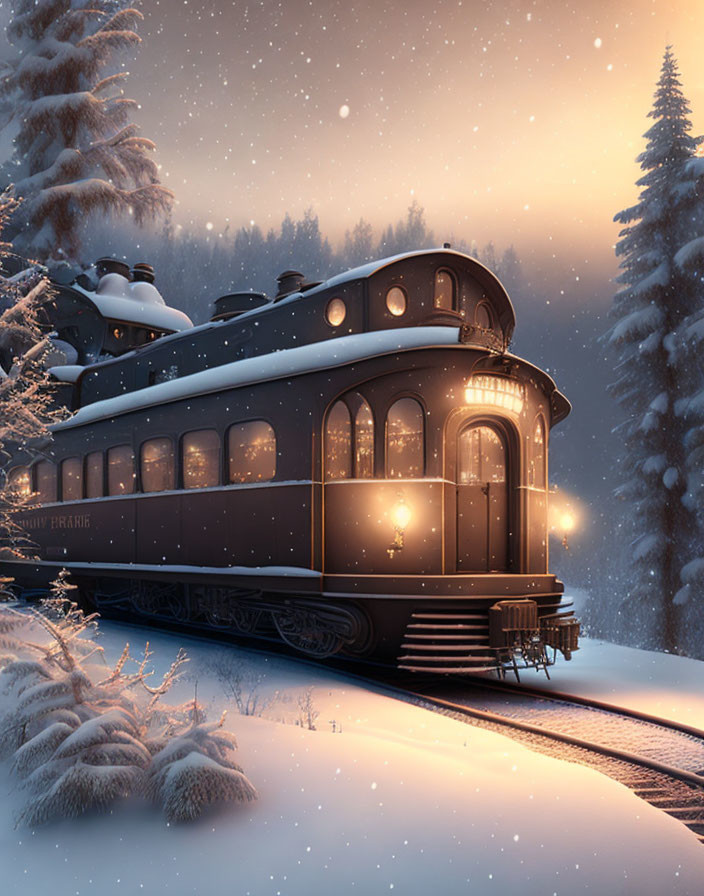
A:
[
  {"xmin": 668, "ymin": 157, "xmax": 704, "ymax": 649},
  {"xmin": 0, "ymin": 0, "xmax": 172, "ymax": 265},
  {"xmin": 0, "ymin": 191, "xmax": 63, "ymax": 562},
  {"xmin": 609, "ymin": 47, "xmax": 703, "ymax": 652}
]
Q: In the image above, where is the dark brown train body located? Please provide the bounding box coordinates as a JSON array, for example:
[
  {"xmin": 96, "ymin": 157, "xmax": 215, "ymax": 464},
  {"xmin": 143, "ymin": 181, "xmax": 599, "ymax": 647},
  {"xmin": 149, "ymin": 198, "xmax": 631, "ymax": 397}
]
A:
[{"xmin": 4, "ymin": 249, "xmax": 579, "ymax": 675}]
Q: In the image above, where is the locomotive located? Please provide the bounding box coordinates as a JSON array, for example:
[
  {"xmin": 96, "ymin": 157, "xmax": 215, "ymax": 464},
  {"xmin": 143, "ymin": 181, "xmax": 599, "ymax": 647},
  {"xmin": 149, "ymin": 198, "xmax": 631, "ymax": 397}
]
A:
[{"xmin": 3, "ymin": 248, "xmax": 579, "ymax": 676}]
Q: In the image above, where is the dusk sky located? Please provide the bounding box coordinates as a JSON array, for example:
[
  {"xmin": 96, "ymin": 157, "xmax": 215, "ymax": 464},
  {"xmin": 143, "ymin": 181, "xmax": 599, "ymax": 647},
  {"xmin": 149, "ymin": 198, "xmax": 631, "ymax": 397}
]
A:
[{"xmin": 118, "ymin": 0, "xmax": 704, "ymax": 279}]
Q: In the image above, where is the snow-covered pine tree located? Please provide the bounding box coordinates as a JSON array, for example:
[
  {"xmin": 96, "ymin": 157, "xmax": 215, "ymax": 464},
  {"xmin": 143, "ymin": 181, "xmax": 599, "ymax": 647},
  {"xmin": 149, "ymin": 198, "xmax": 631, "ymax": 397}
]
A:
[
  {"xmin": 0, "ymin": 191, "xmax": 62, "ymax": 561},
  {"xmin": 667, "ymin": 153, "xmax": 704, "ymax": 653},
  {"xmin": 609, "ymin": 47, "xmax": 703, "ymax": 652},
  {"xmin": 0, "ymin": 0, "xmax": 172, "ymax": 265}
]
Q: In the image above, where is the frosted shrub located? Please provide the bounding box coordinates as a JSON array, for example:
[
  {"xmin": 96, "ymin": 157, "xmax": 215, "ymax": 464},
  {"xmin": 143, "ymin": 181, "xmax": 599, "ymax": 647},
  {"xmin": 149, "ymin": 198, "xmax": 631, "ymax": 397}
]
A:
[
  {"xmin": 145, "ymin": 711, "xmax": 257, "ymax": 823},
  {"xmin": 0, "ymin": 576, "xmax": 256, "ymax": 825}
]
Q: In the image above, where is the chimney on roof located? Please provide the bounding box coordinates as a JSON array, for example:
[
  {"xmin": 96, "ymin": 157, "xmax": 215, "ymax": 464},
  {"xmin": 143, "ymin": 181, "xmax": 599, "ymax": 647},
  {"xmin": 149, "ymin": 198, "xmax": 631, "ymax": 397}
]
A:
[
  {"xmin": 131, "ymin": 262, "xmax": 156, "ymax": 284},
  {"xmin": 275, "ymin": 270, "xmax": 305, "ymax": 300}
]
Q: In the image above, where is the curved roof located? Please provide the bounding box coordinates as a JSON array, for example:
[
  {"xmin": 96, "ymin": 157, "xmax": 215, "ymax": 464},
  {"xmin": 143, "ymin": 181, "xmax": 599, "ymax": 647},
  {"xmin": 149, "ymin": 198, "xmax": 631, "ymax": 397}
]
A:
[{"xmin": 308, "ymin": 248, "xmax": 517, "ymax": 342}]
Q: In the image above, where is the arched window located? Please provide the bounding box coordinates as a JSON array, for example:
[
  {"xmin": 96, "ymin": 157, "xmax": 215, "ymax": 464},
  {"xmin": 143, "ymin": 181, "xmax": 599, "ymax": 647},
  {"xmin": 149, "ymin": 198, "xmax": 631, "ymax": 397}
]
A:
[
  {"xmin": 355, "ymin": 400, "xmax": 374, "ymax": 479},
  {"xmin": 386, "ymin": 398, "xmax": 424, "ymax": 478},
  {"xmin": 325, "ymin": 401, "xmax": 352, "ymax": 480},
  {"xmin": 529, "ymin": 418, "xmax": 546, "ymax": 489},
  {"xmin": 475, "ymin": 302, "xmax": 493, "ymax": 330},
  {"xmin": 434, "ymin": 269, "xmax": 456, "ymax": 311},
  {"xmin": 458, "ymin": 425, "xmax": 506, "ymax": 485},
  {"xmin": 228, "ymin": 420, "xmax": 276, "ymax": 483}
]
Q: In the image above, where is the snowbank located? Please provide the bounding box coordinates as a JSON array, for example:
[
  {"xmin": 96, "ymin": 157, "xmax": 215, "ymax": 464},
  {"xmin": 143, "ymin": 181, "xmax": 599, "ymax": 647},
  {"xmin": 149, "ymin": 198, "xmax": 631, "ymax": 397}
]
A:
[{"xmin": 1, "ymin": 623, "xmax": 703, "ymax": 896}]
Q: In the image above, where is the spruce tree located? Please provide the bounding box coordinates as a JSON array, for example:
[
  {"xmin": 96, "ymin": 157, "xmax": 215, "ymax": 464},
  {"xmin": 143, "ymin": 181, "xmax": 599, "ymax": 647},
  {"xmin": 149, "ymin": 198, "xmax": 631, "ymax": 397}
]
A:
[
  {"xmin": 0, "ymin": 0, "xmax": 172, "ymax": 265},
  {"xmin": 609, "ymin": 47, "xmax": 703, "ymax": 652}
]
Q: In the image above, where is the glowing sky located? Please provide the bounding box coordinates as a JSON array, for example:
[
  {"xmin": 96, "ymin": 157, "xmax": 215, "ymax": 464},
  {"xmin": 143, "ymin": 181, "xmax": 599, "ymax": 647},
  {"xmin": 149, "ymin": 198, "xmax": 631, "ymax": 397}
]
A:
[{"xmin": 123, "ymin": 0, "xmax": 704, "ymax": 267}]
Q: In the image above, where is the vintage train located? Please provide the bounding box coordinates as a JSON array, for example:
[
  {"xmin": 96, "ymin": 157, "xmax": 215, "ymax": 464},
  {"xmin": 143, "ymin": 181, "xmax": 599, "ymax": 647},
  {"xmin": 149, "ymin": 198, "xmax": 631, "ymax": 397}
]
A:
[{"xmin": 3, "ymin": 248, "xmax": 579, "ymax": 676}]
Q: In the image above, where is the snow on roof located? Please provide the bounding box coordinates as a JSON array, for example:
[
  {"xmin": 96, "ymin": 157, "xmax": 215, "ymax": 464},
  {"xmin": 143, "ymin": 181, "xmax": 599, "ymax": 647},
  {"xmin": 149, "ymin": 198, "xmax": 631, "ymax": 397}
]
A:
[
  {"xmin": 73, "ymin": 282, "xmax": 193, "ymax": 333},
  {"xmin": 48, "ymin": 365, "xmax": 83, "ymax": 383},
  {"xmin": 56, "ymin": 326, "xmax": 461, "ymax": 430},
  {"xmin": 270, "ymin": 248, "xmax": 507, "ymax": 308}
]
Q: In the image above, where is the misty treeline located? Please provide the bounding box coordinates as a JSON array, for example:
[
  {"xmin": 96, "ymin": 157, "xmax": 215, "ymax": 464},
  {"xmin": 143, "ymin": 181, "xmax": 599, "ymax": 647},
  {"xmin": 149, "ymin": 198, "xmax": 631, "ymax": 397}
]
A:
[
  {"xmin": 584, "ymin": 47, "xmax": 704, "ymax": 659},
  {"xmin": 81, "ymin": 201, "xmax": 523, "ymax": 324}
]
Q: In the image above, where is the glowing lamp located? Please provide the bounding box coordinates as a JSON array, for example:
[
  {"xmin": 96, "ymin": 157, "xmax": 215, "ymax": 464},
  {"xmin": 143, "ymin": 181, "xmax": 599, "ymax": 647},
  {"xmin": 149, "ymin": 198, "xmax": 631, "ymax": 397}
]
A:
[
  {"xmin": 560, "ymin": 513, "xmax": 575, "ymax": 533},
  {"xmin": 464, "ymin": 375, "xmax": 524, "ymax": 414},
  {"xmin": 387, "ymin": 495, "xmax": 411, "ymax": 558},
  {"xmin": 391, "ymin": 498, "xmax": 412, "ymax": 531}
]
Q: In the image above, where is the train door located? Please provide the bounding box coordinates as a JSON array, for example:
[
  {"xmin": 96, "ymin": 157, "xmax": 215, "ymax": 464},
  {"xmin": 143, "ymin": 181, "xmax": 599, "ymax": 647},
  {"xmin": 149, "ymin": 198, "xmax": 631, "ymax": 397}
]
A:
[{"xmin": 456, "ymin": 423, "xmax": 509, "ymax": 572}]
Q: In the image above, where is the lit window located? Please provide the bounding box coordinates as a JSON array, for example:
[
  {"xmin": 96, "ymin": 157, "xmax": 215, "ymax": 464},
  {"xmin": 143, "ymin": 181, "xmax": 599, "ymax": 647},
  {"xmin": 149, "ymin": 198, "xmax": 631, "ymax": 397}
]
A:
[
  {"xmin": 459, "ymin": 426, "xmax": 506, "ymax": 485},
  {"xmin": 325, "ymin": 298, "xmax": 346, "ymax": 327},
  {"xmin": 386, "ymin": 286, "xmax": 407, "ymax": 317},
  {"xmin": 434, "ymin": 269, "xmax": 456, "ymax": 310},
  {"xmin": 107, "ymin": 446, "xmax": 136, "ymax": 495},
  {"xmin": 475, "ymin": 303, "xmax": 493, "ymax": 329},
  {"xmin": 141, "ymin": 438, "xmax": 175, "ymax": 492},
  {"xmin": 61, "ymin": 457, "xmax": 83, "ymax": 502},
  {"xmin": 464, "ymin": 376, "xmax": 525, "ymax": 415},
  {"xmin": 386, "ymin": 398, "xmax": 424, "ymax": 478},
  {"xmin": 85, "ymin": 452, "xmax": 104, "ymax": 498},
  {"xmin": 529, "ymin": 418, "xmax": 546, "ymax": 489},
  {"xmin": 35, "ymin": 461, "xmax": 57, "ymax": 503},
  {"xmin": 325, "ymin": 401, "xmax": 352, "ymax": 480},
  {"xmin": 228, "ymin": 421, "xmax": 276, "ymax": 483},
  {"xmin": 355, "ymin": 400, "xmax": 374, "ymax": 478},
  {"xmin": 7, "ymin": 467, "xmax": 31, "ymax": 498},
  {"xmin": 182, "ymin": 430, "xmax": 220, "ymax": 489}
]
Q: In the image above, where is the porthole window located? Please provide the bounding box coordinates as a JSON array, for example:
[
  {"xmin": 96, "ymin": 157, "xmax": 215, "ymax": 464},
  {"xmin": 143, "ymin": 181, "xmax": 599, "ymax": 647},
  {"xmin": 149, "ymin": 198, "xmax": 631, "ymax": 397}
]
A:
[
  {"xmin": 325, "ymin": 401, "xmax": 352, "ymax": 480},
  {"xmin": 61, "ymin": 457, "xmax": 83, "ymax": 502},
  {"xmin": 355, "ymin": 400, "xmax": 374, "ymax": 479},
  {"xmin": 325, "ymin": 297, "xmax": 346, "ymax": 327},
  {"xmin": 228, "ymin": 421, "xmax": 276, "ymax": 483},
  {"xmin": 475, "ymin": 302, "xmax": 493, "ymax": 330},
  {"xmin": 434, "ymin": 269, "xmax": 456, "ymax": 310},
  {"xmin": 35, "ymin": 460, "xmax": 58, "ymax": 503},
  {"xmin": 182, "ymin": 430, "xmax": 220, "ymax": 489},
  {"xmin": 85, "ymin": 452, "xmax": 104, "ymax": 498},
  {"xmin": 141, "ymin": 438, "xmax": 175, "ymax": 493},
  {"xmin": 107, "ymin": 446, "xmax": 136, "ymax": 496},
  {"xmin": 386, "ymin": 398, "xmax": 425, "ymax": 478},
  {"xmin": 7, "ymin": 467, "xmax": 31, "ymax": 498},
  {"xmin": 386, "ymin": 286, "xmax": 407, "ymax": 317}
]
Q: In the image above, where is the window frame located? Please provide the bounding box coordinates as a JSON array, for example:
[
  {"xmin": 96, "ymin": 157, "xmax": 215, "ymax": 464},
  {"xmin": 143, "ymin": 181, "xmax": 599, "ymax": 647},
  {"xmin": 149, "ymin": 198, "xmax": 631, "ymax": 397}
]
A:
[
  {"xmin": 433, "ymin": 268, "xmax": 457, "ymax": 312},
  {"xmin": 84, "ymin": 451, "xmax": 105, "ymax": 499},
  {"xmin": 61, "ymin": 456, "xmax": 84, "ymax": 502},
  {"xmin": 226, "ymin": 419, "xmax": 277, "ymax": 485},
  {"xmin": 384, "ymin": 395, "xmax": 426, "ymax": 479},
  {"xmin": 181, "ymin": 428, "xmax": 221, "ymax": 490},
  {"xmin": 106, "ymin": 444, "xmax": 137, "ymax": 496},
  {"xmin": 140, "ymin": 436, "xmax": 176, "ymax": 493}
]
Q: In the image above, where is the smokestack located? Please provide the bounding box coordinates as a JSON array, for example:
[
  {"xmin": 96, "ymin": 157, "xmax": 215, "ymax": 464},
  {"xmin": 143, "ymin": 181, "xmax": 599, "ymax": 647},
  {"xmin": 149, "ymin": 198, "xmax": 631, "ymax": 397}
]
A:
[{"xmin": 275, "ymin": 270, "xmax": 305, "ymax": 300}]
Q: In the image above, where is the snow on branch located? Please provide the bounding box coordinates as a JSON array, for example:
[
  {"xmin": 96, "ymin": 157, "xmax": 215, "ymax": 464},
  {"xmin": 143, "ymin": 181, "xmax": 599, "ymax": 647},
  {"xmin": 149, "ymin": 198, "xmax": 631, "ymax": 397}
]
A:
[{"xmin": 0, "ymin": 588, "xmax": 256, "ymax": 826}]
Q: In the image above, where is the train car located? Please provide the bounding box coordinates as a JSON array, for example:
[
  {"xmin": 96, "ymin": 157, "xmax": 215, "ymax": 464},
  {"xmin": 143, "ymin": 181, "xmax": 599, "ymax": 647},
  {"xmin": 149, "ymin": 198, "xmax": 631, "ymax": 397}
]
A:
[{"xmin": 3, "ymin": 248, "xmax": 579, "ymax": 676}]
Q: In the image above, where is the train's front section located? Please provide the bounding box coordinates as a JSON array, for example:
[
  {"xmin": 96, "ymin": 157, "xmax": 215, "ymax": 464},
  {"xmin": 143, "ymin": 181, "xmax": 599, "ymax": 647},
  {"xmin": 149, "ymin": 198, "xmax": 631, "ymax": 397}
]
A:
[{"xmin": 320, "ymin": 250, "xmax": 579, "ymax": 677}]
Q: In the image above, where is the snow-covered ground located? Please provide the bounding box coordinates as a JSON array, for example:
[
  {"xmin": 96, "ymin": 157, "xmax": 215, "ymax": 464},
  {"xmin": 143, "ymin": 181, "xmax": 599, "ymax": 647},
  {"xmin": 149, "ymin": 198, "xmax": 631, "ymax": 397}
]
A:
[{"xmin": 2, "ymin": 620, "xmax": 704, "ymax": 896}]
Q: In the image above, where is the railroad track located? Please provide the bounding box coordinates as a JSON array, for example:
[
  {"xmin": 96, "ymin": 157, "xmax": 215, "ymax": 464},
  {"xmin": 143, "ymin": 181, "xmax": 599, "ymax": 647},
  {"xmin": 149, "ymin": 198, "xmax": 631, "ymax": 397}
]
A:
[
  {"xmin": 26, "ymin": 606, "xmax": 704, "ymax": 846},
  {"xmin": 390, "ymin": 676, "xmax": 704, "ymax": 845}
]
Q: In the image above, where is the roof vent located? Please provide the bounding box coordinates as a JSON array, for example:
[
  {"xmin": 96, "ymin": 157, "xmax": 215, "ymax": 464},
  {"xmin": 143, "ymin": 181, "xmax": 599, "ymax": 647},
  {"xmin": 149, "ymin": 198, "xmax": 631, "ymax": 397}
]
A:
[
  {"xmin": 211, "ymin": 292, "xmax": 270, "ymax": 321},
  {"xmin": 95, "ymin": 257, "xmax": 130, "ymax": 280},
  {"xmin": 275, "ymin": 270, "xmax": 305, "ymax": 300},
  {"xmin": 131, "ymin": 262, "xmax": 155, "ymax": 284}
]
